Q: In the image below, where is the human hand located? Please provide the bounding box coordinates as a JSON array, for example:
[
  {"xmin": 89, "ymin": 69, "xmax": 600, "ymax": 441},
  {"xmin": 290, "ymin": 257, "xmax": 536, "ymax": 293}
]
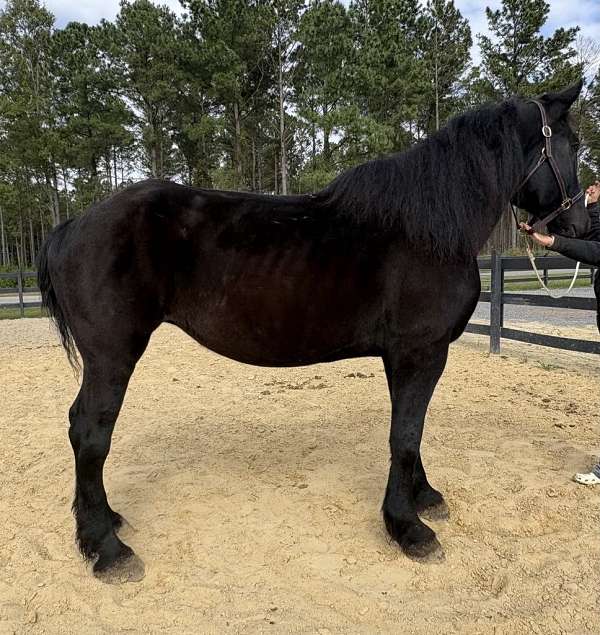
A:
[
  {"xmin": 519, "ymin": 223, "xmax": 555, "ymax": 248},
  {"xmin": 586, "ymin": 181, "xmax": 600, "ymax": 204}
]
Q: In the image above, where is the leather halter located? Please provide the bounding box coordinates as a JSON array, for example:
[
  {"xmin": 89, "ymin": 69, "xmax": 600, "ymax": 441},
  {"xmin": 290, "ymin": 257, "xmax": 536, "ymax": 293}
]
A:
[{"xmin": 513, "ymin": 99, "xmax": 584, "ymax": 233}]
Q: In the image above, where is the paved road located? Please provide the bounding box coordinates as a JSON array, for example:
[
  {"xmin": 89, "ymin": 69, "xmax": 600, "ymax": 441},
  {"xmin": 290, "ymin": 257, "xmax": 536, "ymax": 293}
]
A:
[
  {"xmin": 481, "ymin": 268, "xmax": 593, "ymax": 281},
  {"xmin": 472, "ymin": 286, "xmax": 597, "ymax": 327},
  {"xmin": 0, "ymin": 292, "xmax": 41, "ymax": 307}
]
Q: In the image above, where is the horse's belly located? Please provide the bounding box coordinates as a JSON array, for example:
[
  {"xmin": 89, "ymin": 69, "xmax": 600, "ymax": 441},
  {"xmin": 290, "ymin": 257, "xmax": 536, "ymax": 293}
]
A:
[{"xmin": 167, "ymin": 269, "xmax": 379, "ymax": 367}]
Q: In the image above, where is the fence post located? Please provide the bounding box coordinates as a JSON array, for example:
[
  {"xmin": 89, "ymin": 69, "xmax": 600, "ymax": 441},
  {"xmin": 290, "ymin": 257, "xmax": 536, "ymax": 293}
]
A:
[
  {"xmin": 16, "ymin": 243, "xmax": 24, "ymax": 318},
  {"xmin": 543, "ymin": 266, "xmax": 548, "ymax": 285},
  {"xmin": 490, "ymin": 249, "xmax": 503, "ymax": 354}
]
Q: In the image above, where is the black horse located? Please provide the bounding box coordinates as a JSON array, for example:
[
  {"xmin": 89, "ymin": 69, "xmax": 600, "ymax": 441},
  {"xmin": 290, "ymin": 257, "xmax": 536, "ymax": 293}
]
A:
[{"xmin": 39, "ymin": 82, "xmax": 588, "ymax": 582}]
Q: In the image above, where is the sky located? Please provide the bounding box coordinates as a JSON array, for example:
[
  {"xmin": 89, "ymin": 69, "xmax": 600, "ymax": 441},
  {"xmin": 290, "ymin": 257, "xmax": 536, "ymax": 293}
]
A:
[{"xmin": 1, "ymin": 0, "xmax": 599, "ymax": 70}]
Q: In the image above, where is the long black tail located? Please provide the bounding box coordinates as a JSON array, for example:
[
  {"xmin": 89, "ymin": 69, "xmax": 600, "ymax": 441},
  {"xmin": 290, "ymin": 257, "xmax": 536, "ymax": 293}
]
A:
[{"xmin": 38, "ymin": 219, "xmax": 80, "ymax": 371}]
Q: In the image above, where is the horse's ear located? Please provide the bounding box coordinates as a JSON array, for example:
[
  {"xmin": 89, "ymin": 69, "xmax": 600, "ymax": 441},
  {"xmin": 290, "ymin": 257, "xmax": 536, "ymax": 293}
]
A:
[{"xmin": 539, "ymin": 79, "xmax": 584, "ymax": 118}]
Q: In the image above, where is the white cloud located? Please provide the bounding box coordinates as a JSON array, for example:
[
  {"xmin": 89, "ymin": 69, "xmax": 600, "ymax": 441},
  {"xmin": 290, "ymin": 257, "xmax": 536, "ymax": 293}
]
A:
[
  {"xmin": 0, "ymin": 0, "xmax": 185, "ymax": 27},
  {"xmin": 454, "ymin": 0, "xmax": 501, "ymax": 65},
  {"xmin": 456, "ymin": 0, "xmax": 600, "ymax": 70}
]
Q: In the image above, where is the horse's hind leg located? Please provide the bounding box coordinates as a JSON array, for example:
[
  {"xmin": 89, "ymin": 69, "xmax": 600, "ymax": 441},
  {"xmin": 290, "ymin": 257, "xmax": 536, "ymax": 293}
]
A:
[
  {"xmin": 413, "ymin": 455, "xmax": 449, "ymax": 521},
  {"xmin": 69, "ymin": 339, "xmax": 149, "ymax": 582},
  {"xmin": 382, "ymin": 342, "xmax": 449, "ymax": 561}
]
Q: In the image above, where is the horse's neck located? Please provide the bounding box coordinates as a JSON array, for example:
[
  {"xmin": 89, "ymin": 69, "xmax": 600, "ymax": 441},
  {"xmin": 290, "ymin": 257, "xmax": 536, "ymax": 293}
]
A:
[{"xmin": 471, "ymin": 140, "xmax": 523, "ymax": 254}]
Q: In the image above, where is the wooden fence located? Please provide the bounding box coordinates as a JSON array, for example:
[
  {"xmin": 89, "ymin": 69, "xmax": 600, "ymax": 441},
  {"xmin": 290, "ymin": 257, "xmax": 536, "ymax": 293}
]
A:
[
  {"xmin": 0, "ymin": 270, "xmax": 39, "ymax": 317},
  {"xmin": 2, "ymin": 259, "xmax": 599, "ymax": 355},
  {"xmin": 465, "ymin": 252, "xmax": 599, "ymax": 355}
]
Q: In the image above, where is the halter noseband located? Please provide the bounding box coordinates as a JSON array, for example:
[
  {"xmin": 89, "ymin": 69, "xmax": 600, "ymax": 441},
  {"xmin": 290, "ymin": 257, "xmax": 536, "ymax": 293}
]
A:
[{"xmin": 514, "ymin": 99, "xmax": 584, "ymax": 233}]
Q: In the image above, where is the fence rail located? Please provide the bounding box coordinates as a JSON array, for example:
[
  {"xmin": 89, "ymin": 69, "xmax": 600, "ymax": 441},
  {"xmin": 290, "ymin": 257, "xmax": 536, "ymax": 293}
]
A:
[
  {"xmin": 0, "ymin": 270, "xmax": 38, "ymax": 317},
  {"xmin": 2, "ymin": 260, "xmax": 599, "ymax": 355},
  {"xmin": 465, "ymin": 252, "xmax": 599, "ymax": 355}
]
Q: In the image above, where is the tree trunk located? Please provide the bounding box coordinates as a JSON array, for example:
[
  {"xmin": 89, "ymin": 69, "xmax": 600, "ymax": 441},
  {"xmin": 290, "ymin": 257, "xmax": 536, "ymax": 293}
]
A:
[
  {"xmin": 151, "ymin": 144, "xmax": 158, "ymax": 178},
  {"xmin": 113, "ymin": 147, "xmax": 118, "ymax": 189},
  {"xmin": 278, "ymin": 37, "xmax": 288, "ymax": 195},
  {"xmin": 0, "ymin": 205, "xmax": 7, "ymax": 267},
  {"xmin": 232, "ymin": 102, "xmax": 243, "ymax": 188},
  {"xmin": 274, "ymin": 151, "xmax": 278, "ymax": 194},
  {"xmin": 257, "ymin": 139, "xmax": 263, "ymax": 192},
  {"xmin": 323, "ymin": 105, "xmax": 331, "ymax": 162},
  {"xmin": 44, "ymin": 171, "xmax": 60, "ymax": 227},
  {"xmin": 105, "ymin": 155, "xmax": 112, "ymax": 190},
  {"xmin": 29, "ymin": 216, "xmax": 36, "ymax": 268},
  {"xmin": 14, "ymin": 239, "xmax": 20, "ymax": 271},
  {"xmin": 52, "ymin": 168, "xmax": 61, "ymax": 225},
  {"xmin": 251, "ymin": 136, "xmax": 257, "ymax": 191},
  {"xmin": 39, "ymin": 211, "xmax": 45, "ymax": 243},
  {"xmin": 19, "ymin": 214, "xmax": 25, "ymax": 270},
  {"xmin": 434, "ymin": 23, "xmax": 440, "ymax": 131},
  {"xmin": 159, "ymin": 131, "xmax": 164, "ymax": 179},
  {"xmin": 62, "ymin": 168, "xmax": 70, "ymax": 219}
]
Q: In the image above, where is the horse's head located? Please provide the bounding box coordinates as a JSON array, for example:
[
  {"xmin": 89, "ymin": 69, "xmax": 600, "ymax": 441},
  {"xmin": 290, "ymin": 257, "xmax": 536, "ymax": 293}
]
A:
[{"xmin": 513, "ymin": 80, "xmax": 589, "ymax": 238}]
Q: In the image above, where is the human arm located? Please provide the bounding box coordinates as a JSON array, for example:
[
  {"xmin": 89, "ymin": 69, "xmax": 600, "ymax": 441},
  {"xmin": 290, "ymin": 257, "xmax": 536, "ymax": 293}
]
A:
[{"xmin": 520, "ymin": 187, "xmax": 600, "ymax": 266}]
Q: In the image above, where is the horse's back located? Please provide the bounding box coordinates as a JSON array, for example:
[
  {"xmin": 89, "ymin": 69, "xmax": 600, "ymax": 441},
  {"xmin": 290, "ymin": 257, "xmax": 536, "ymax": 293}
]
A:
[{"xmin": 47, "ymin": 179, "xmax": 479, "ymax": 366}]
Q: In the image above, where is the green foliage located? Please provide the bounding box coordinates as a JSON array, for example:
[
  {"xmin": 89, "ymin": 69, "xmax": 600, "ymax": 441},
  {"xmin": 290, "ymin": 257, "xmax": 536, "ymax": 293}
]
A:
[
  {"xmin": 51, "ymin": 21, "xmax": 134, "ymax": 200},
  {"xmin": 579, "ymin": 67, "xmax": 600, "ymax": 185},
  {"xmin": 0, "ymin": 0, "xmax": 596, "ymax": 268},
  {"xmin": 294, "ymin": 0, "xmax": 354, "ymax": 163},
  {"xmin": 112, "ymin": 0, "xmax": 188, "ymax": 179},
  {"xmin": 477, "ymin": 0, "xmax": 580, "ymax": 99},
  {"xmin": 417, "ymin": 0, "xmax": 472, "ymax": 133},
  {"xmin": 349, "ymin": 0, "xmax": 427, "ymax": 152}
]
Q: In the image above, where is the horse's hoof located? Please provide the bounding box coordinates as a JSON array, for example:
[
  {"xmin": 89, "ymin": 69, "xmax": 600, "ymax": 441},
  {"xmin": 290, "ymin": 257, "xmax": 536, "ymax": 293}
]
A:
[
  {"xmin": 93, "ymin": 551, "xmax": 145, "ymax": 584},
  {"xmin": 403, "ymin": 536, "xmax": 445, "ymax": 563},
  {"xmin": 384, "ymin": 510, "xmax": 444, "ymax": 563},
  {"xmin": 418, "ymin": 500, "xmax": 450, "ymax": 522}
]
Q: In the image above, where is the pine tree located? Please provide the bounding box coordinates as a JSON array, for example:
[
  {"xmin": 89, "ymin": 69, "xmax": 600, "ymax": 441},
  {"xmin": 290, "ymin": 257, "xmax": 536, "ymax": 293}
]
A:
[
  {"xmin": 112, "ymin": 0, "xmax": 185, "ymax": 179},
  {"xmin": 418, "ymin": 0, "xmax": 471, "ymax": 134},
  {"xmin": 293, "ymin": 0, "xmax": 354, "ymax": 188},
  {"xmin": 477, "ymin": 0, "xmax": 580, "ymax": 99},
  {"xmin": 51, "ymin": 21, "xmax": 134, "ymax": 206},
  {"xmin": 579, "ymin": 67, "xmax": 600, "ymax": 185},
  {"xmin": 184, "ymin": 0, "xmax": 275, "ymax": 190},
  {"xmin": 348, "ymin": 0, "xmax": 429, "ymax": 155},
  {"xmin": 0, "ymin": 0, "xmax": 60, "ymax": 232}
]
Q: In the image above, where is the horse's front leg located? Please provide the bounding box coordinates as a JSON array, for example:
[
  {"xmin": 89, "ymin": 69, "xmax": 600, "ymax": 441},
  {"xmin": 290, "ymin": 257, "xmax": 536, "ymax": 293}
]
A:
[{"xmin": 382, "ymin": 343, "xmax": 449, "ymax": 561}]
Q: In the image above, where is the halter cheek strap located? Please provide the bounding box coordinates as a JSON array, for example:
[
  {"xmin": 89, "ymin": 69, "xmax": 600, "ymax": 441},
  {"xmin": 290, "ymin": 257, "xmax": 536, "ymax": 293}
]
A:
[{"xmin": 515, "ymin": 99, "xmax": 584, "ymax": 233}]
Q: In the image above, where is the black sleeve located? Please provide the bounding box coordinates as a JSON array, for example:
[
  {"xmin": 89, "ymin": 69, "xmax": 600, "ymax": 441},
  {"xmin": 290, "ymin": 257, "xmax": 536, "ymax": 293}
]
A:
[
  {"xmin": 588, "ymin": 202, "xmax": 600, "ymax": 240},
  {"xmin": 551, "ymin": 234, "xmax": 600, "ymax": 266}
]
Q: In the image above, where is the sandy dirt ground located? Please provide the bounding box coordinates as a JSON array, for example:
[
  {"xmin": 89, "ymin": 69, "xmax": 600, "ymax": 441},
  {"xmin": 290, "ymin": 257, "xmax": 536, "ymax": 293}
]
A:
[{"xmin": 1, "ymin": 319, "xmax": 599, "ymax": 634}]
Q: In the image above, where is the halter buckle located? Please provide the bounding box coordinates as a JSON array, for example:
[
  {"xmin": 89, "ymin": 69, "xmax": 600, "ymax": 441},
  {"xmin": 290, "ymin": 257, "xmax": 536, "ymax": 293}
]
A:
[
  {"xmin": 542, "ymin": 125, "xmax": 552, "ymax": 138},
  {"xmin": 561, "ymin": 198, "xmax": 572, "ymax": 210}
]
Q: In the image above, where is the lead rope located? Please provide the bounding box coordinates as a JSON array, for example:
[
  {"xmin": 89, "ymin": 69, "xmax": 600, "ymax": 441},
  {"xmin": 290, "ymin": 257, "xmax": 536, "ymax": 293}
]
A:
[{"xmin": 511, "ymin": 203, "xmax": 581, "ymax": 299}]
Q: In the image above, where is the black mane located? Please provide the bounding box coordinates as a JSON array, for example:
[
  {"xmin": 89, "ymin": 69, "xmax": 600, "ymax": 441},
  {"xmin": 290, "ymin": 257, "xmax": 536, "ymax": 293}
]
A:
[{"xmin": 317, "ymin": 101, "xmax": 525, "ymax": 261}]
